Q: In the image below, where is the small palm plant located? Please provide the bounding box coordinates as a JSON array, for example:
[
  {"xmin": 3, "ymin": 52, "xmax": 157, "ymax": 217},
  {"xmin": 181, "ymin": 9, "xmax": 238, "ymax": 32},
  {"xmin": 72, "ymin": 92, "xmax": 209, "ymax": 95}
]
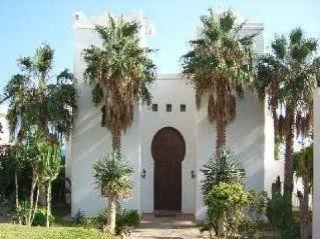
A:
[{"xmin": 93, "ymin": 151, "xmax": 133, "ymax": 234}]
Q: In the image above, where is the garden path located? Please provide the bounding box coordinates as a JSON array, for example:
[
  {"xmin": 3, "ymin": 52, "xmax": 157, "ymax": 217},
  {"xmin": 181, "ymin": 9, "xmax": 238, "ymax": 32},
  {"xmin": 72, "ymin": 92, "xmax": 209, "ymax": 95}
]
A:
[{"xmin": 128, "ymin": 213, "xmax": 210, "ymax": 239}]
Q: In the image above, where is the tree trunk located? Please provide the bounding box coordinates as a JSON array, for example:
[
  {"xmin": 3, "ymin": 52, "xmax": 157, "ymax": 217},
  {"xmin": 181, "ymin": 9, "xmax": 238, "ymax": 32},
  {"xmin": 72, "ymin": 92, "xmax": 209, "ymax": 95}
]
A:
[
  {"xmin": 27, "ymin": 171, "xmax": 37, "ymax": 226},
  {"xmin": 283, "ymin": 111, "xmax": 294, "ymax": 210},
  {"xmin": 216, "ymin": 120, "xmax": 227, "ymax": 158},
  {"xmin": 31, "ymin": 186, "xmax": 40, "ymax": 224},
  {"xmin": 105, "ymin": 195, "xmax": 117, "ymax": 234},
  {"xmin": 298, "ymin": 172, "xmax": 310, "ymax": 239},
  {"xmin": 216, "ymin": 212, "xmax": 226, "ymax": 237},
  {"xmin": 111, "ymin": 128, "xmax": 121, "ymax": 153},
  {"xmin": 46, "ymin": 181, "xmax": 52, "ymax": 228},
  {"xmin": 14, "ymin": 171, "xmax": 21, "ymax": 224}
]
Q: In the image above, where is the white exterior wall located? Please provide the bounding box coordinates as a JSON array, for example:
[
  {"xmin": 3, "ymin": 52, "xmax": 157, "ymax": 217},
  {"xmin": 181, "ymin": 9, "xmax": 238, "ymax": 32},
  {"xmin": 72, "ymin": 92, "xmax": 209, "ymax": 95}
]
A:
[
  {"xmin": 313, "ymin": 88, "xmax": 320, "ymax": 238},
  {"xmin": 69, "ymin": 11, "xmax": 283, "ymax": 219},
  {"xmin": 140, "ymin": 76, "xmax": 198, "ymax": 214},
  {"xmin": 0, "ymin": 105, "xmax": 10, "ymax": 145}
]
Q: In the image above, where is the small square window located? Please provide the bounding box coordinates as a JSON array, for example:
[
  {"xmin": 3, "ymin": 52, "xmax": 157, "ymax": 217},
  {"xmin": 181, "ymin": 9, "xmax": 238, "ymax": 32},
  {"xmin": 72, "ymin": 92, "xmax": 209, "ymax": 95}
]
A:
[
  {"xmin": 152, "ymin": 104, "xmax": 158, "ymax": 112},
  {"xmin": 166, "ymin": 104, "xmax": 172, "ymax": 112},
  {"xmin": 180, "ymin": 104, "xmax": 186, "ymax": 112}
]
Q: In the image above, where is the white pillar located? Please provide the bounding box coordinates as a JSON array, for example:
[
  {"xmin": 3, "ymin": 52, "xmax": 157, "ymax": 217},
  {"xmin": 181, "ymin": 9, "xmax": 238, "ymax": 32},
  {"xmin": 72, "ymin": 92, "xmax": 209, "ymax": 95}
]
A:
[{"xmin": 313, "ymin": 88, "xmax": 320, "ymax": 237}]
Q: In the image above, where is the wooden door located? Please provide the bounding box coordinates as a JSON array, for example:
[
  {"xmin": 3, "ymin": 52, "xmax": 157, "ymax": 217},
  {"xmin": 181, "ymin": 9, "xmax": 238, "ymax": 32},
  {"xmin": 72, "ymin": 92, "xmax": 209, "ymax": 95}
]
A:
[{"xmin": 152, "ymin": 127, "xmax": 186, "ymax": 211}]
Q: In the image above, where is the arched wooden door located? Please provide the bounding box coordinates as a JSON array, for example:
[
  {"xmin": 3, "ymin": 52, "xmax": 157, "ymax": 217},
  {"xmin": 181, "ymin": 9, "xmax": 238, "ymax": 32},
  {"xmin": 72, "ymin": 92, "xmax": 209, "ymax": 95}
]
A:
[{"xmin": 151, "ymin": 127, "xmax": 186, "ymax": 211}]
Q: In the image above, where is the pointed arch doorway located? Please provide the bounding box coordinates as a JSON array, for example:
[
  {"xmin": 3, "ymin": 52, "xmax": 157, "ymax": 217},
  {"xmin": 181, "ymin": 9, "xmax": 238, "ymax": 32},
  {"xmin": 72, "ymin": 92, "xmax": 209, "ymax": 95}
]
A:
[{"xmin": 151, "ymin": 127, "xmax": 186, "ymax": 212}]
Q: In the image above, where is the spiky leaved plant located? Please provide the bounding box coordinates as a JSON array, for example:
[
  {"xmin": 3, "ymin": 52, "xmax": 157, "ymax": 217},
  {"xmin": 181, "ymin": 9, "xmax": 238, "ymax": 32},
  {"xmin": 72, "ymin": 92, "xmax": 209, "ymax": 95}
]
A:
[{"xmin": 93, "ymin": 151, "xmax": 133, "ymax": 234}]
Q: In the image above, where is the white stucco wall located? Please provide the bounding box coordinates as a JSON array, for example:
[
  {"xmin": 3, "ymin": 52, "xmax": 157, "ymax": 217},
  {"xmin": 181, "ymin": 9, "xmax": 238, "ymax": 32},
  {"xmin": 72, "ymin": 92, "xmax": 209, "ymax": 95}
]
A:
[
  {"xmin": 140, "ymin": 75, "xmax": 198, "ymax": 214},
  {"xmin": 0, "ymin": 105, "xmax": 10, "ymax": 145},
  {"xmin": 68, "ymin": 11, "xmax": 283, "ymax": 219},
  {"xmin": 313, "ymin": 88, "xmax": 320, "ymax": 238}
]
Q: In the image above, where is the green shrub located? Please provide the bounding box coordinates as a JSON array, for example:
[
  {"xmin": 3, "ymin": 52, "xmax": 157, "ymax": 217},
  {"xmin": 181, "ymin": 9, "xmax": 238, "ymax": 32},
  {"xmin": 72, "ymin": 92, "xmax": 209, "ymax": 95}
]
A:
[
  {"xmin": 247, "ymin": 190, "xmax": 268, "ymax": 223},
  {"xmin": 206, "ymin": 182, "xmax": 250, "ymax": 237},
  {"xmin": 266, "ymin": 176, "xmax": 299, "ymax": 239},
  {"xmin": 75, "ymin": 209, "xmax": 91, "ymax": 226},
  {"xmin": 32, "ymin": 208, "xmax": 54, "ymax": 226},
  {"xmin": 96, "ymin": 207, "xmax": 140, "ymax": 235},
  {"xmin": 116, "ymin": 208, "xmax": 140, "ymax": 234}
]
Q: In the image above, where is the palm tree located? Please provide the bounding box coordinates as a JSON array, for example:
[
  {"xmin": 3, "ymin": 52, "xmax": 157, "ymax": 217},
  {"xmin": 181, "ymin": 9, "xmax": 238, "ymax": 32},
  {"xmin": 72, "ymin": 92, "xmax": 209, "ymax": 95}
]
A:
[
  {"xmin": 93, "ymin": 151, "xmax": 133, "ymax": 234},
  {"xmin": 182, "ymin": 9, "xmax": 255, "ymax": 156},
  {"xmin": 255, "ymin": 28, "xmax": 319, "ymax": 208},
  {"xmin": 83, "ymin": 16, "xmax": 156, "ymax": 153},
  {"xmin": 3, "ymin": 44, "xmax": 77, "ymax": 144},
  {"xmin": 2, "ymin": 44, "xmax": 77, "ymax": 225}
]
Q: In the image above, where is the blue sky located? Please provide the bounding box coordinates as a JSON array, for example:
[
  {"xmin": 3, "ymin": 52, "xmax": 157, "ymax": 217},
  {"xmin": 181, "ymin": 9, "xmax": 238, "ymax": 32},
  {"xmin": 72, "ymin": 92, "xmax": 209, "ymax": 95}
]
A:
[{"xmin": 0, "ymin": 0, "xmax": 319, "ymax": 90}]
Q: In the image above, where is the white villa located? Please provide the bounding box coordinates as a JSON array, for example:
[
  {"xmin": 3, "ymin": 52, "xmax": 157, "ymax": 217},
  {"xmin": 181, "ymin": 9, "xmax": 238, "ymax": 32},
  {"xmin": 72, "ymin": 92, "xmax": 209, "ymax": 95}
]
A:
[{"xmin": 67, "ymin": 11, "xmax": 284, "ymax": 220}]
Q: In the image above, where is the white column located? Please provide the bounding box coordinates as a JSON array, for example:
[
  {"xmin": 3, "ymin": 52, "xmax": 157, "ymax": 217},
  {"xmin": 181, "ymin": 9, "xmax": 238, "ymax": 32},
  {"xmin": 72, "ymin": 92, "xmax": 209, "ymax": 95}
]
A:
[{"xmin": 313, "ymin": 88, "xmax": 320, "ymax": 237}]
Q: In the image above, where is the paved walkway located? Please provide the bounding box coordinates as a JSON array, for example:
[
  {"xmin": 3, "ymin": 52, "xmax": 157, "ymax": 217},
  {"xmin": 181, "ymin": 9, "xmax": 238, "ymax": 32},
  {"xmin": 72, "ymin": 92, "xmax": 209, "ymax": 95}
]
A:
[{"xmin": 128, "ymin": 214, "xmax": 210, "ymax": 239}]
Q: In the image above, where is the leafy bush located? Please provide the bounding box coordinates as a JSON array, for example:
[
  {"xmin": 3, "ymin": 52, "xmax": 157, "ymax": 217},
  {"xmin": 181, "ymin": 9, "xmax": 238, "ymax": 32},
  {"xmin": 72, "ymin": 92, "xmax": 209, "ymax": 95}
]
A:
[
  {"xmin": 0, "ymin": 194, "xmax": 12, "ymax": 215},
  {"xmin": 116, "ymin": 208, "xmax": 140, "ymax": 234},
  {"xmin": 96, "ymin": 207, "xmax": 140, "ymax": 235},
  {"xmin": 205, "ymin": 182, "xmax": 250, "ymax": 237},
  {"xmin": 32, "ymin": 208, "xmax": 54, "ymax": 226},
  {"xmin": 247, "ymin": 190, "xmax": 268, "ymax": 223},
  {"xmin": 266, "ymin": 176, "xmax": 299, "ymax": 239},
  {"xmin": 75, "ymin": 209, "xmax": 91, "ymax": 226}
]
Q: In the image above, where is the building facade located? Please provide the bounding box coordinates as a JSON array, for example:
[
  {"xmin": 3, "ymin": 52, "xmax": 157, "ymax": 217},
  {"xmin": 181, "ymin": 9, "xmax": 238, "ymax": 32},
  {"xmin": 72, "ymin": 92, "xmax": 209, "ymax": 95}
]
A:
[{"xmin": 67, "ymin": 11, "xmax": 284, "ymax": 220}]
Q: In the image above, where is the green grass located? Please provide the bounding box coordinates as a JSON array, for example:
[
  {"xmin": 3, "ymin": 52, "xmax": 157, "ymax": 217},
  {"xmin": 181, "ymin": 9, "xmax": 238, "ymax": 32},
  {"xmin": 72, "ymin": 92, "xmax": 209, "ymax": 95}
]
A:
[
  {"xmin": 0, "ymin": 206, "xmax": 113, "ymax": 239},
  {"xmin": 0, "ymin": 223, "xmax": 113, "ymax": 239}
]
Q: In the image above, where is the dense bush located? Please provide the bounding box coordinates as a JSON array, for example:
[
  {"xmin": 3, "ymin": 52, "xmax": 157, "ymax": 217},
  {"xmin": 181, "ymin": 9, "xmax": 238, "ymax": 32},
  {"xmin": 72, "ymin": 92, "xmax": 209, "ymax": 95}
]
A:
[
  {"xmin": 266, "ymin": 176, "xmax": 299, "ymax": 239},
  {"xmin": 75, "ymin": 210, "xmax": 91, "ymax": 226},
  {"xmin": 32, "ymin": 208, "xmax": 54, "ymax": 226},
  {"xmin": 201, "ymin": 149, "xmax": 267, "ymax": 238},
  {"xmin": 96, "ymin": 207, "xmax": 140, "ymax": 235},
  {"xmin": 116, "ymin": 208, "xmax": 140, "ymax": 234},
  {"xmin": 205, "ymin": 182, "xmax": 251, "ymax": 237}
]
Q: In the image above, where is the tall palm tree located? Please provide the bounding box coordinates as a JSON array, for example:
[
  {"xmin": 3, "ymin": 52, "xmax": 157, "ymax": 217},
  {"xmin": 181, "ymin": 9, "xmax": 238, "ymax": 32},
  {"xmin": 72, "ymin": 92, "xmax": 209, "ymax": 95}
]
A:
[
  {"xmin": 83, "ymin": 16, "xmax": 156, "ymax": 153},
  {"xmin": 255, "ymin": 28, "xmax": 320, "ymax": 208},
  {"xmin": 182, "ymin": 9, "xmax": 255, "ymax": 157}
]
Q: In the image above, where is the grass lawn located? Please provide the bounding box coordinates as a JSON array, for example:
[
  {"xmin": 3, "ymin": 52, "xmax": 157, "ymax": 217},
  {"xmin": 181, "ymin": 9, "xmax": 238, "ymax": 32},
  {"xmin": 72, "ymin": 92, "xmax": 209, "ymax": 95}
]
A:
[
  {"xmin": 0, "ymin": 207, "xmax": 113, "ymax": 239},
  {"xmin": 0, "ymin": 224, "xmax": 113, "ymax": 239}
]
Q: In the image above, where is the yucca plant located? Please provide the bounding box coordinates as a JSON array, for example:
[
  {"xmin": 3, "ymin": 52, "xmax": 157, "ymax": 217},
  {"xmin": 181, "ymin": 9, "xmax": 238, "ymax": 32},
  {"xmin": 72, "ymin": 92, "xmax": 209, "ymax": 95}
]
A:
[
  {"xmin": 182, "ymin": 9, "xmax": 256, "ymax": 157},
  {"xmin": 93, "ymin": 151, "xmax": 133, "ymax": 234}
]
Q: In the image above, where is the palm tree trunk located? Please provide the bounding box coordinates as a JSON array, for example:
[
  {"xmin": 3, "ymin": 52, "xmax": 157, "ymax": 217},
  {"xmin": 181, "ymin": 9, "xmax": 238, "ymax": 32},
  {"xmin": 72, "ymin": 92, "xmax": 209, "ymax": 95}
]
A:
[
  {"xmin": 105, "ymin": 195, "xmax": 116, "ymax": 234},
  {"xmin": 216, "ymin": 120, "xmax": 227, "ymax": 157},
  {"xmin": 27, "ymin": 171, "xmax": 37, "ymax": 226},
  {"xmin": 298, "ymin": 173, "xmax": 310, "ymax": 239},
  {"xmin": 111, "ymin": 128, "xmax": 121, "ymax": 153},
  {"xmin": 283, "ymin": 111, "xmax": 294, "ymax": 209},
  {"xmin": 46, "ymin": 181, "xmax": 52, "ymax": 228},
  {"xmin": 14, "ymin": 171, "xmax": 21, "ymax": 224}
]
